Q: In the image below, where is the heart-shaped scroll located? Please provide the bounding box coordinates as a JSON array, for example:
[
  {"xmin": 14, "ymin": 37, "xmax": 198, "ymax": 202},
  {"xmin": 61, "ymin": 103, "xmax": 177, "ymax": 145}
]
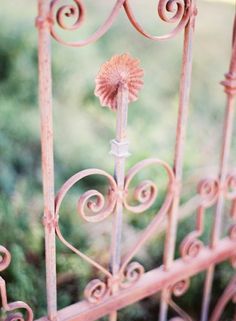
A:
[
  {"xmin": 55, "ymin": 157, "xmax": 175, "ymax": 302},
  {"xmin": 55, "ymin": 168, "xmax": 117, "ymax": 302},
  {"xmin": 54, "ymin": 53, "xmax": 176, "ymax": 303}
]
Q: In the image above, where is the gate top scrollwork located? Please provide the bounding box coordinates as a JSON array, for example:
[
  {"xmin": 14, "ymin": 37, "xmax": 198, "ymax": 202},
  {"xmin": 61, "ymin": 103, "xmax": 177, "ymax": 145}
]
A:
[{"xmin": 48, "ymin": 0, "xmax": 197, "ymax": 47}]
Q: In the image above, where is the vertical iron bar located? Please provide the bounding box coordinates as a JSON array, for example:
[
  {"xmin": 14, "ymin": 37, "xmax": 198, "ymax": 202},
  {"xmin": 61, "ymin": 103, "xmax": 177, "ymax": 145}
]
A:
[
  {"xmin": 159, "ymin": 8, "xmax": 196, "ymax": 321},
  {"xmin": 37, "ymin": 1, "xmax": 57, "ymax": 320},
  {"xmin": 201, "ymin": 20, "xmax": 236, "ymax": 321},
  {"xmin": 109, "ymin": 84, "xmax": 129, "ymax": 321}
]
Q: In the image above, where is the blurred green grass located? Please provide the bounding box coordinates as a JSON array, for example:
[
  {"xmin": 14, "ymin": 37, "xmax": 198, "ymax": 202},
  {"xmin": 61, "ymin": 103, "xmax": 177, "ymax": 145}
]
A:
[{"xmin": 0, "ymin": 1, "xmax": 235, "ymax": 320}]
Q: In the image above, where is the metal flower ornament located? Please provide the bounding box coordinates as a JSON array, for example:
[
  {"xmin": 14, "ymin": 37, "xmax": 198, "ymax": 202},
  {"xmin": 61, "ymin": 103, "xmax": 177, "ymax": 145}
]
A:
[{"xmin": 95, "ymin": 53, "xmax": 144, "ymax": 110}]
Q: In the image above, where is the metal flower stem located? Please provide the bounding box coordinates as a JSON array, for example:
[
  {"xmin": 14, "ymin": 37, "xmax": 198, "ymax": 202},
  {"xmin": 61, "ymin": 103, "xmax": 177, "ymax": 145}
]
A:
[
  {"xmin": 159, "ymin": 9, "xmax": 196, "ymax": 321},
  {"xmin": 201, "ymin": 21, "xmax": 236, "ymax": 321},
  {"xmin": 37, "ymin": 0, "xmax": 57, "ymax": 319},
  {"xmin": 110, "ymin": 83, "xmax": 129, "ymax": 321}
]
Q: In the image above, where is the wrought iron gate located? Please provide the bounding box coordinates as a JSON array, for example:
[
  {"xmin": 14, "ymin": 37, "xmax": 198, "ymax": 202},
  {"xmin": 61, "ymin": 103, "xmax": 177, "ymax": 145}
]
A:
[{"xmin": 1, "ymin": 1, "xmax": 236, "ymax": 320}]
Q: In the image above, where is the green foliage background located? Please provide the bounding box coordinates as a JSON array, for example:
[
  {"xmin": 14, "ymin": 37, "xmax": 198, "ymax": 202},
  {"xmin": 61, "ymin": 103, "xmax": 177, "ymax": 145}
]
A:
[{"xmin": 0, "ymin": 1, "xmax": 235, "ymax": 320}]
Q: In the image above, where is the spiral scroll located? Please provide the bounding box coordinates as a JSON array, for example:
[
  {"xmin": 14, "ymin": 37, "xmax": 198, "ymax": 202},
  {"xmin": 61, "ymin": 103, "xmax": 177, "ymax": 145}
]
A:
[
  {"xmin": 49, "ymin": 0, "xmax": 126, "ymax": 47},
  {"xmin": 123, "ymin": 158, "xmax": 174, "ymax": 214},
  {"xmin": 84, "ymin": 279, "xmax": 109, "ymax": 304},
  {"xmin": 180, "ymin": 178, "xmax": 219, "ymax": 261},
  {"xmin": 124, "ymin": 178, "xmax": 158, "ymax": 214},
  {"xmin": 120, "ymin": 262, "xmax": 145, "ymax": 289},
  {"xmin": 165, "ymin": 279, "xmax": 192, "ymax": 321},
  {"xmin": 0, "ymin": 247, "xmax": 33, "ymax": 321},
  {"xmin": 124, "ymin": 0, "xmax": 195, "ymax": 41},
  {"xmin": 170, "ymin": 279, "xmax": 190, "ymax": 297},
  {"xmin": 48, "ymin": 0, "xmax": 196, "ymax": 47},
  {"xmin": 55, "ymin": 168, "xmax": 118, "ymax": 281},
  {"xmin": 180, "ymin": 231, "xmax": 204, "ymax": 260},
  {"xmin": 55, "ymin": 0, "xmax": 85, "ymax": 30},
  {"xmin": 197, "ymin": 178, "xmax": 220, "ymax": 208},
  {"xmin": 55, "ymin": 168, "xmax": 118, "ymax": 223}
]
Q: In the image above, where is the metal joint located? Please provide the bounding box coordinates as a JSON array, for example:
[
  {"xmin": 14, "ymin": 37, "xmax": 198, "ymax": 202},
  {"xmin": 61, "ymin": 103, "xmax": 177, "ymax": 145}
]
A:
[
  {"xmin": 35, "ymin": 15, "xmax": 53, "ymax": 29},
  {"xmin": 110, "ymin": 139, "xmax": 130, "ymax": 158},
  {"xmin": 42, "ymin": 215, "xmax": 58, "ymax": 230}
]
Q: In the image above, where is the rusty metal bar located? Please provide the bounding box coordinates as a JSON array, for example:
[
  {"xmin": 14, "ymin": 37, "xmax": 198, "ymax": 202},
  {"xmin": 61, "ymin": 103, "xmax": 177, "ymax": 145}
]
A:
[
  {"xmin": 36, "ymin": 1, "xmax": 57, "ymax": 320},
  {"xmin": 32, "ymin": 1, "xmax": 236, "ymax": 321},
  {"xmin": 200, "ymin": 16, "xmax": 236, "ymax": 321},
  {"xmin": 94, "ymin": 54, "xmax": 144, "ymax": 321},
  {"xmin": 35, "ymin": 237, "xmax": 236, "ymax": 321},
  {"xmin": 159, "ymin": 4, "xmax": 197, "ymax": 320},
  {"xmin": 109, "ymin": 80, "xmax": 129, "ymax": 321}
]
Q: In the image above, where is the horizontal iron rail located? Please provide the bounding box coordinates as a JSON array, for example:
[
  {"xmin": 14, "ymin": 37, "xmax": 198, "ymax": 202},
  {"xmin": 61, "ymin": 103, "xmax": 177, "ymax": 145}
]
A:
[{"xmin": 36, "ymin": 237, "xmax": 236, "ymax": 321}]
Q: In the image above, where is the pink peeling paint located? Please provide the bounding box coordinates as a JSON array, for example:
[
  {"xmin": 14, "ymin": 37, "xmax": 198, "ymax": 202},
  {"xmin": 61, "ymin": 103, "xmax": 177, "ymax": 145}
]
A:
[{"xmin": 0, "ymin": 1, "xmax": 236, "ymax": 321}]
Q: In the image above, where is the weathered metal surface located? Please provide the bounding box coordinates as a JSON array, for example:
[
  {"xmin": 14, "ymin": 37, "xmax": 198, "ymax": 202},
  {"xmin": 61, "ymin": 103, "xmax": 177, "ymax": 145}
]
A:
[
  {"xmin": 36, "ymin": 1, "xmax": 57, "ymax": 320},
  {"xmin": 36, "ymin": 1, "xmax": 236, "ymax": 320},
  {"xmin": 0, "ymin": 246, "xmax": 33, "ymax": 321},
  {"xmin": 1, "ymin": 1, "xmax": 236, "ymax": 321},
  {"xmin": 159, "ymin": 4, "xmax": 197, "ymax": 320},
  {"xmin": 200, "ymin": 17, "xmax": 236, "ymax": 321},
  {"xmin": 35, "ymin": 237, "xmax": 236, "ymax": 321}
]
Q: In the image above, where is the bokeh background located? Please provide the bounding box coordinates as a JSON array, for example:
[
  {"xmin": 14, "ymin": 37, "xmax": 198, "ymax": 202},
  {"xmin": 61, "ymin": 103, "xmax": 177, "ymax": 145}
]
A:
[{"xmin": 0, "ymin": 0, "xmax": 235, "ymax": 320}]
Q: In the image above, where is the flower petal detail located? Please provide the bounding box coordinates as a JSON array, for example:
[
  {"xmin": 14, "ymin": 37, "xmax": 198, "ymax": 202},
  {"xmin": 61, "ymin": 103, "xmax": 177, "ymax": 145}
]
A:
[{"xmin": 95, "ymin": 53, "xmax": 144, "ymax": 111}]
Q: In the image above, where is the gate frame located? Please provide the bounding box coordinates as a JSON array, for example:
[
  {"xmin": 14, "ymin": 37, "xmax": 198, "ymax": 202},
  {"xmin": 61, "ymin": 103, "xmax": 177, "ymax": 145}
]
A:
[{"xmin": 1, "ymin": 1, "xmax": 236, "ymax": 321}]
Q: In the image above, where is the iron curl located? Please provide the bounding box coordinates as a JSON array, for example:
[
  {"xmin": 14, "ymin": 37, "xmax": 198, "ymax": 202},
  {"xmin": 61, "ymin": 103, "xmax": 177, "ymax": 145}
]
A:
[
  {"xmin": 49, "ymin": 0, "xmax": 196, "ymax": 47},
  {"xmin": 124, "ymin": 0, "xmax": 195, "ymax": 41},
  {"xmin": 197, "ymin": 178, "xmax": 219, "ymax": 208},
  {"xmin": 49, "ymin": 0, "xmax": 126, "ymax": 47},
  {"xmin": 120, "ymin": 262, "xmax": 144, "ymax": 289},
  {"xmin": 180, "ymin": 232, "xmax": 204, "ymax": 261},
  {"xmin": 55, "ymin": 168, "xmax": 118, "ymax": 223},
  {"xmin": 84, "ymin": 279, "xmax": 109, "ymax": 304},
  {"xmin": 54, "ymin": 0, "xmax": 85, "ymax": 30},
  {"xmin": 0, "ymin": 246, "xmax": 11, "ymax": 272}
]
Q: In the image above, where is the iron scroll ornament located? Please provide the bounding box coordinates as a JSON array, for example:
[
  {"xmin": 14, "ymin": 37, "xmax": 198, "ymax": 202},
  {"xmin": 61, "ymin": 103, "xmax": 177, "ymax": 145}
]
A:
[
  {"xmin": 54, "ymin": 159, "xmax": 175, "ymax": 303},
  {"xmin": 54, "ymin": 54, "xmax": 176, "ymax": 303},
  {"xmin": 0, "ymin": 246, "xmax": 33, "ymax": 321},
  {"xmin": 48, "ymin": 0, "xmax": 197, "ymax": 47},
  {"xmin": 180, "ymin": 172, "xmax": 236, "ymax": 261}
]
